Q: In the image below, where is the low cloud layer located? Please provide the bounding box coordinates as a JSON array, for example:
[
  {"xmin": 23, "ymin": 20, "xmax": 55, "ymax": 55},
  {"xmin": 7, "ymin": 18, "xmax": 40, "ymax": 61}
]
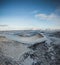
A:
[{"xmin": 0, "ymin": 25, "xmax": 8, "ymax": 27}]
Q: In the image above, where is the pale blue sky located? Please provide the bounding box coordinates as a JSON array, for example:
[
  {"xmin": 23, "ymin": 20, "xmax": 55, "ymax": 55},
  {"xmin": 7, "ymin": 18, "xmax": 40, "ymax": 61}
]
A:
[{"xmin": 0, "ymin": 0, "xmax": 60, "ymax": 30}]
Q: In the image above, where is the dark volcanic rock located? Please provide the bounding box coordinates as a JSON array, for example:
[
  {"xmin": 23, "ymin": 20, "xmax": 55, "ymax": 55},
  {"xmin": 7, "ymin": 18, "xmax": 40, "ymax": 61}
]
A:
[{"xmin": 53, "ymin": 44, "xmax": 60, "ymax": 65}]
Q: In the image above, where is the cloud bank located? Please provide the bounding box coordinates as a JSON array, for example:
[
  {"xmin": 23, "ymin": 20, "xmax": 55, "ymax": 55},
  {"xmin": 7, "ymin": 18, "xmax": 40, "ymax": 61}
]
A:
[{"xmin": 35, "ymin": 8, "xmax": 60, "ymax": 22}]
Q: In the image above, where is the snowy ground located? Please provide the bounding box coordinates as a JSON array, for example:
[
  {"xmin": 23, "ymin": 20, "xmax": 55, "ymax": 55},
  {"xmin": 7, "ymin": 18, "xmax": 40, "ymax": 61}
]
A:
[{"xmin": 0, "ymin": 30, "xmax": 60, "ymax": 65}]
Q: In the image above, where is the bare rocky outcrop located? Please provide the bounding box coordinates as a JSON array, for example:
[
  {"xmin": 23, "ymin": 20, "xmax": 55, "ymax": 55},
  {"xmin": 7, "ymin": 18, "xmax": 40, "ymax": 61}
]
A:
[{"xmin": 19, "ymin": 42, "xmax": 60, "ymax": 65}]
